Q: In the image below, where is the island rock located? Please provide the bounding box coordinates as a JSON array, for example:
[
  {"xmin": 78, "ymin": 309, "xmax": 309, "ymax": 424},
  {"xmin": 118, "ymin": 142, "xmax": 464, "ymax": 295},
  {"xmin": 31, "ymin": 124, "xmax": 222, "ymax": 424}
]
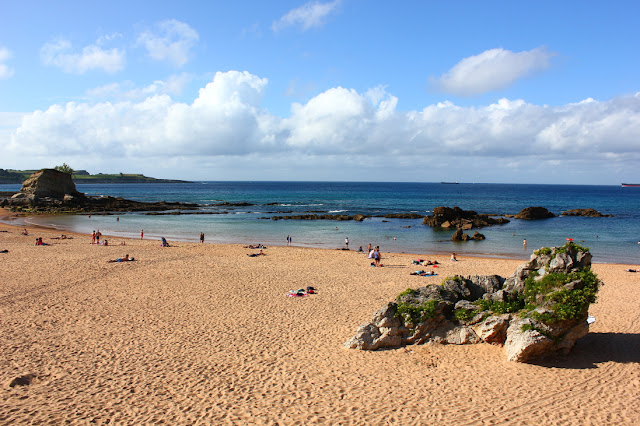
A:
[
  {"xmin": 8, "ymin": 169, "xmax": 85, "ymax": 207},
  {"xmin": 423, "ymin": 206, "xmax": 509, "ymax": 229},
  {"xmin": 561, "ymin": 208, "xmax": 613, "ymax": 217},
  {"xmin": 513, "ymin": 206, "xmax": 556, "ymax": 220}
]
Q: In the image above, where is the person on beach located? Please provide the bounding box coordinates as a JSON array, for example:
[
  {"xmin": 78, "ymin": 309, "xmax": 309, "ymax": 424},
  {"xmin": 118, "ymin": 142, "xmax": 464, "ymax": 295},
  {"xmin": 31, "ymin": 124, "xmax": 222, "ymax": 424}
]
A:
[
  {"xmin": 523, "ymin": 239, "xmax": 527, "ymax": 249},
  {"xmin": 96, "ymin": 230, "xmax": 101, "ymax": 244},
  {"xmin": 367, "ymin": 243, "xmax": 372, "ymax": 253},
  {"xmin": 21, "ymin": 228, "xmax": 28, "ymax": 236},
  {"xmin": 373, "ymin": 246, "xmax": 382, "ymax": 267},
  {"xmin": 108, "ymin": 254, "xmax": 134, "ymax": 263},
  {"xmin": 450, "ymin": 252, "xmax": 457, "ymax": 261},
  {"xmin": 345, "ymin": 237, "xmax": 349, "ymax": 249},
  {"xmin": 91, "ymin": 230, "xmax": 96, "ymax": 244},
  {"xmin": 141, "ymin": 230, "xmax": 144, "ymax": 239},
  {"xmin": 200, "ymin": 232, "xmax": 205, "ymax": 243}
]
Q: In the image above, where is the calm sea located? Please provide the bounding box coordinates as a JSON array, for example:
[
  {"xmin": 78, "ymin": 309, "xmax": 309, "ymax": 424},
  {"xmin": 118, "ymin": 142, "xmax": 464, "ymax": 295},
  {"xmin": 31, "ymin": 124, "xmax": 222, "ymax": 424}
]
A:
[{"xmin": 2, "ymin": 181, "xmax": 639, "ymax": 264}]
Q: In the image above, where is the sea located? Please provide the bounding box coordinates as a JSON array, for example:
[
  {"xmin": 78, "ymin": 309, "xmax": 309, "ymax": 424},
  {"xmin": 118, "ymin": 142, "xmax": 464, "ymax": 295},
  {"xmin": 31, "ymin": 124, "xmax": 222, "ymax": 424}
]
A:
[{"xmin": 1, "ymin": 181, "xmax": 639, "ymax": 264}]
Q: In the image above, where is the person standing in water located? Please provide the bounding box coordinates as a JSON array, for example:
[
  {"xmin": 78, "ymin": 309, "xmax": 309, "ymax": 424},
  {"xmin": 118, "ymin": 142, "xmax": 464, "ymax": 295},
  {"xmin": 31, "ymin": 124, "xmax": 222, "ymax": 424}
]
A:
[
  {"xmin": 141, "ymin": 230, "xmax": 144, "ymax": 240},
  {"xmin": 200, "ymin": 232, "xmax": 205, "ymax": 243}
]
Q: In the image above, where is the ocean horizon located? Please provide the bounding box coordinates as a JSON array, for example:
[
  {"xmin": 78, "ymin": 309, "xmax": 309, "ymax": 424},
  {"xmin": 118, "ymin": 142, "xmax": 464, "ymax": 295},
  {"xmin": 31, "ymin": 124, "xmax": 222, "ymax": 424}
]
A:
[{"xmin": 2, "ymin": 181, "xmax": 639, "ymax": 264}]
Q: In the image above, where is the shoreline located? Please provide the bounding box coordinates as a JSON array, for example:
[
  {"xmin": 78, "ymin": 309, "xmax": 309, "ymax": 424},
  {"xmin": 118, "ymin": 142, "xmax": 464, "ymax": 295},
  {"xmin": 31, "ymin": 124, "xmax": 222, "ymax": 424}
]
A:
[{"xmin": 0, "ymin": 208, "xmax": 620, "ymax": 264}]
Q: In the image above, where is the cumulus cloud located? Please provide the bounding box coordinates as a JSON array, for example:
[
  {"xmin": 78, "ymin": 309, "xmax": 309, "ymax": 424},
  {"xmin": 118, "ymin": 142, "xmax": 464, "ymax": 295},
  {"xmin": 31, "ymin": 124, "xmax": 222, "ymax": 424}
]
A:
[
  {"xmin": 136, "ymin": 19, "xmax": 199, "ymax": 67},
  {"xmin": 5, "ymin": 71, "xmax": 640, "ymax": 182},
  {"xmin": 272, "ymin": 0, "xmax": 341, "ymax": 32},
  {"xmin": 432, "ymin": 47, "xmax": 554, "ymax": 96},
  {"xmin": 40, "ymin": 37, "xmax": 125, "ymax": 74},
  {"xmin": 0, "ymin": 47, "xmax": 14, "ymax": 79}
]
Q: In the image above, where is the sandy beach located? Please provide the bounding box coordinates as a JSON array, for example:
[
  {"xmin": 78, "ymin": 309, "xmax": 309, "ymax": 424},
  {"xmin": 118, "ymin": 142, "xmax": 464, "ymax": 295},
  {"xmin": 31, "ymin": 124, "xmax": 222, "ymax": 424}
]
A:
[{"xmin": 1, "ymin": 213, "xmax": 639, "ymax": 424}]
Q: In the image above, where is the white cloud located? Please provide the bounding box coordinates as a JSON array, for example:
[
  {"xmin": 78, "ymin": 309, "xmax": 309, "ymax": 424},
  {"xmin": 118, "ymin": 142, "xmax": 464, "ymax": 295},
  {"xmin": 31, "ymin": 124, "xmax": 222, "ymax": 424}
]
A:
[
  {"xmin": 432, "ymin": 47, "xmax": 554, "ymax": 96},
  {"xmin": 86, "ymin": 73, "xmax": 193, "ymax": 101},
  {"xmin": 272, "ymin": 0, "xmax": 341, "ymax": 32},
  {"xmin": 136, "ymin": 19, "xmax": 199, "ymax": 67},
  {"xmin": 40, "ymin": 38, "xmax": 125, "ymax": 74},
  {"xmin": 4, "ymin": 72, "xmax": 640, "ymax": 183},
  {"xmin": 0, "ymin": 47, "xmax": 15, "ymax": 79}
]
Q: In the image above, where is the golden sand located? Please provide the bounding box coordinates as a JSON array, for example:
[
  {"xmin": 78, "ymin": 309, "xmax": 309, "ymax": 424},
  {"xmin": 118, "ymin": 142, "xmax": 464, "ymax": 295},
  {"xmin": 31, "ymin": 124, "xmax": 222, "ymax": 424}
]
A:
[{"xmin": 1, "ymin": 215, "xmax": 639, "ymax": 424}]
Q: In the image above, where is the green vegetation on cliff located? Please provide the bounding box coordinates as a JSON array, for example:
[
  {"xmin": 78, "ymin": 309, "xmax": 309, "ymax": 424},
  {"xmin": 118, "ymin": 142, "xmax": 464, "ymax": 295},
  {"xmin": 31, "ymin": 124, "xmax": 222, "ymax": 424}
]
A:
[{"xmin": 0, "ymin": 168, "xmax": 190, "ymax": 184}]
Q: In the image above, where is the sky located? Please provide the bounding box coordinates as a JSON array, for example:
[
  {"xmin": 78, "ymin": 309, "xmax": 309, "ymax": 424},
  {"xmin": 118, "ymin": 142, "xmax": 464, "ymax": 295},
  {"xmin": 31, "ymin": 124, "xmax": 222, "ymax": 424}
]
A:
[{"xmin": 1, "ymin": 0, "xmax": 639, "ymax": 184}]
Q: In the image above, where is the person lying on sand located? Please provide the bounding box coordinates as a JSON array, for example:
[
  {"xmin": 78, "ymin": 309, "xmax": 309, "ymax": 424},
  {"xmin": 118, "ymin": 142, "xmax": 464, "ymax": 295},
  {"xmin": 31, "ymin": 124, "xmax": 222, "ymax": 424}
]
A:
[
  {"xmin": 51, "ymin": 234, "xmax": 72, "ymax": 240},
  {"xmin": 244, "ymin": 244, "xmax": 266, "ymax": 249},
  {"xmin": 107, "ymin": 254, "xmax": 135, "ymax": 263},
  {"xmin": 0, "ymin": 249, "xmax": 8, "ymax": 253},
  {"xmin": 35, "ymin": 237, "xmax": 48, "ymax": 246},
  {"xmin": 626, "ymin": 268, "xmax": 638, "ymax": 272},
  {"xmin": 410, "ymin": 270, "xmax": 436, "ymax": 276},
  {"xmin": 287, "ymin": 287, "xmax": 317, "ymax": 297},
  {"xmin": 247, "ymin": 250, "xmax": 266, "ymax": 257}
]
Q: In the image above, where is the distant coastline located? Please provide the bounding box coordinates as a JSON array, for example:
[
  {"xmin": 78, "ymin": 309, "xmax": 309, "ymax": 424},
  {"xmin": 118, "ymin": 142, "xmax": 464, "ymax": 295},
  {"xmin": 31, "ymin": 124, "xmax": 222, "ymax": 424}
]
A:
[{"xmin": 0, "ymin": 168, "xmax": 190, "ymax": 184}]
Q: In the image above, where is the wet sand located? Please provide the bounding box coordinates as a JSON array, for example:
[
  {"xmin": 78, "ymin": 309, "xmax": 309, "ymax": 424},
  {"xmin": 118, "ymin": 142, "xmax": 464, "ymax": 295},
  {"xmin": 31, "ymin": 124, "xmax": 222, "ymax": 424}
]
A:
[{"xmin": 1, "ymin": 216, "xmax": 639, "ymax": 424}]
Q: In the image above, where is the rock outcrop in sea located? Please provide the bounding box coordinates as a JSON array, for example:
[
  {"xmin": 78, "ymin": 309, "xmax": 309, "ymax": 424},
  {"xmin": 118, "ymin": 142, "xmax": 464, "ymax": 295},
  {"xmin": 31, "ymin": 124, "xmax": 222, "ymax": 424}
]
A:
[
  {"xmin": 422, "ymin": 206, "xmax": 509, "ymax": 230},
  {"xmin": 561, "ymin": 208, "xmax": 613, "ymax": 217},
  {"xmin": 344, "ymin": 243, "xmax": 599, "ymax": 363},
  {"xmin": 512, "ymin": 206, "xmax": 556, "ymax": 220},
  {"xmin": 1, "ymin": 169, "xmax": 198, "ymax": 213}
]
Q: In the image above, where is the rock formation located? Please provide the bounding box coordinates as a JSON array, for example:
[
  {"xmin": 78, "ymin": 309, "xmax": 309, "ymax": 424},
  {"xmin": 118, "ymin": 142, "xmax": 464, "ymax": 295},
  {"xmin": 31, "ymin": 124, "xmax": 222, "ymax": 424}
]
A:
[
  {"xmin": 344, "ymin": 243, "xmax": 599, "ymax": 363},
  {"xmin": 451, "ymin": 229, "xmax": 486, "ymax": 241},
  {"xmin": 561, "ymin": 208, "xmax": 613, "ymax": 217},
  {"xmin": 423, "ymin": 206, "xmax": 509, "ymax": 229},
  {"xmin": 512, "ymin": 206, "xmax": 556, "ymax": 220},
  {"xmin": 8, "ymin": 169, "xmax": 85, "ymax": 207}
]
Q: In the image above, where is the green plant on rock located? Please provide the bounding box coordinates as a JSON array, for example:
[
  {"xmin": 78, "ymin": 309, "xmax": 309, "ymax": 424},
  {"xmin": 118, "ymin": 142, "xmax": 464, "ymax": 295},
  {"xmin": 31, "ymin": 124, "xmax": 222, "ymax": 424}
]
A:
[
  {"xmin": 534, "ymin": 247, "xmax": 552, "ymax": 256},
  {"xmin": 473, "ymin": 297, "xmax": 525, "ymax": 315},
  {"xmin": 53, "ymin": 163, "xmax": 74, "ymax": 174},
  {"xmin": 555, "ymin": 242, "xmax": 590, "ymax": 255},
  {"xmin": 454, "ymin": 308, "xmax": 476, "ymax": 322},
  {"xmin": 523, "ymin": 269, "xmax": 599, "ymax": 323},
  {"xmin": 443, "ymin": 276, "xmax": 463, "ymax": 284},
  {"xmin": 396, "ymin": 288, "xmax": 417, "ymax": 299},
  {"xmin": 395, "ymin": 300, "xmax": 439, "ymax": 324}
]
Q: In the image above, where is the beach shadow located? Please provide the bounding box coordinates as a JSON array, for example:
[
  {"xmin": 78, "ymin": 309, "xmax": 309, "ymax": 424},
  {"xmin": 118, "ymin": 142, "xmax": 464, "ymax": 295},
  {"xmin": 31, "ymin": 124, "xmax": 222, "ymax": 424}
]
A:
[{"xmin": 531, "ymin": 332, "xmax": 640, "ymax": 369}]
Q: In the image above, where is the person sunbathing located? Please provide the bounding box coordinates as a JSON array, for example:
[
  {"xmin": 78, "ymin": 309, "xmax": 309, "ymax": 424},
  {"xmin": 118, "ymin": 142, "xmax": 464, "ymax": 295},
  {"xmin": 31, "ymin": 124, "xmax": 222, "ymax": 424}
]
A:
[
  {"xmin": 108, "ymin": 254, "xmax": 135, "ymax": 263},
  {"xmin": 247, "ymin": 250, "xmax": 266, "ymax": 257},
  {"xmin": 410, "ymin": 270, "xmax": 436, "ymax": 276}
]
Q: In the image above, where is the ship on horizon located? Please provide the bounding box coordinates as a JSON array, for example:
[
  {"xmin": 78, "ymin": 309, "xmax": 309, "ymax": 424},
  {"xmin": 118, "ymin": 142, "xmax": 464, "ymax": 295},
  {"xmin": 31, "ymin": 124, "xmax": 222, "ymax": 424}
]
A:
[{"xmin": 621, "ymin": 183, "xmax": 640, "ymax": 187}]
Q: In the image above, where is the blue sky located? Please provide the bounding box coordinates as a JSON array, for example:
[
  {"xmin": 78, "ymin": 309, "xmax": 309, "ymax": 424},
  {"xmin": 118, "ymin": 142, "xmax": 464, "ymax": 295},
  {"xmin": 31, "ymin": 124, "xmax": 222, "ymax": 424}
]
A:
[{"xmin": 1, "ymin": 0, "xmax": 639, "ymax": 184}]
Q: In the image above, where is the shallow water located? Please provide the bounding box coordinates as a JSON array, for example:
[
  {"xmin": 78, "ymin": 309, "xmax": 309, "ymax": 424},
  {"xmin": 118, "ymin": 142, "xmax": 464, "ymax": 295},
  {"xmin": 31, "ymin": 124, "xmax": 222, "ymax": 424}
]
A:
[{"xmin": 2, "ymin": 181, "xmax": 639, "ymax": 263}]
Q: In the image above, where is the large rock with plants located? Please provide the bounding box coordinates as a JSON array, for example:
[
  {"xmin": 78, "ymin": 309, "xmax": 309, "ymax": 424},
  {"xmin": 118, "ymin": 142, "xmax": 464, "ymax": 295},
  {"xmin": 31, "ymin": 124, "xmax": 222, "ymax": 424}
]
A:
[{"xmin": 344, "ymin": 243, "xmax": 600, "ymax": 363}]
